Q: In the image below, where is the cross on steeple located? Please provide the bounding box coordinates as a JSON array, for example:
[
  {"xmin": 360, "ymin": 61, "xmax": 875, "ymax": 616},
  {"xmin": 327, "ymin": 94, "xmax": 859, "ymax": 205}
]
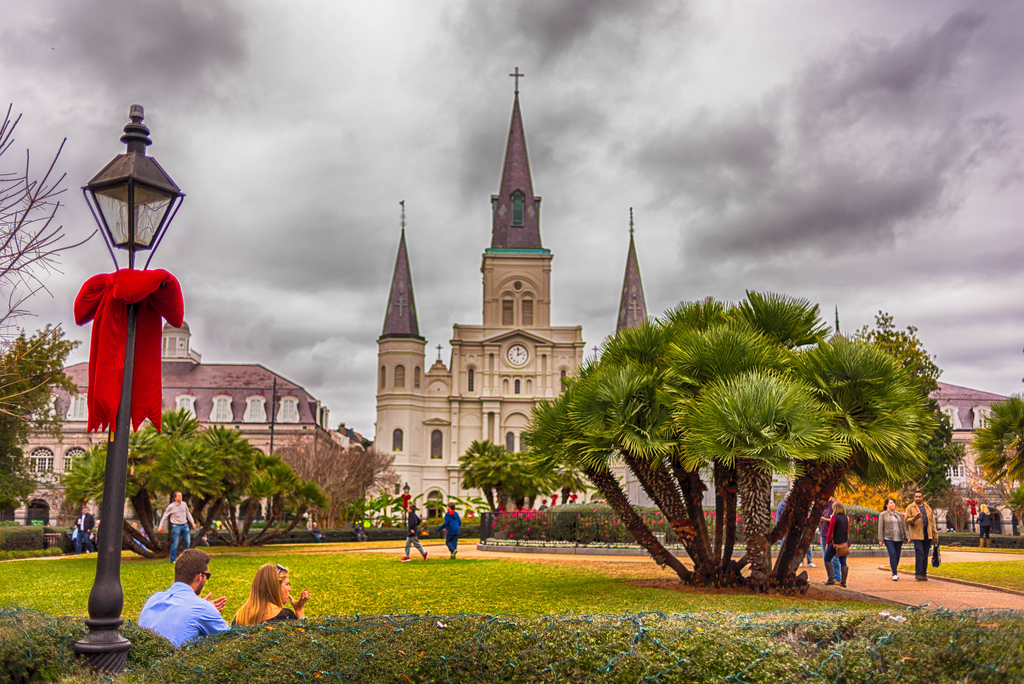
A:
[
  {"xmin": 628, "ymin": 295, "xmax": 643, "ymax": 318},
  {"xmin": 436, "ymin": 344, "xmax": 443, "ymax": 361},
  {"xmin": 629, "ymin": 207, "xmax": 634, "ymax": 236},
  {"xmin": 400, "ymin": 200, "xmax": 406, "ymax": 232},
  {"xmin": 509, "ymin": 67, "xmax": 524, "ymax": 94},
  {"xmin": 394, "ymin": 293, "xmax": 407, "ymax": 318}
]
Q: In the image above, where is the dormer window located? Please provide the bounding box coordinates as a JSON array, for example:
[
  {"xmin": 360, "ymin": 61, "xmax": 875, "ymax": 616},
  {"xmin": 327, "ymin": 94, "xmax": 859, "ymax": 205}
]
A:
[
  {"xmin": 176, "ymin": 395, "xmax": 197, "ymax": 417},
  {"xmin": 940, "ymin": 405, "xmax": 962, "ymax": 430},
  {"xmin": 512, "ymin": 194, "xmax": 524, "ymax": 226},
  {"xmin": 278, "ymin": 397, "xmax": 300, "ymax": 423},
  {"xmin": 210, "ymin": 395, "xmax": 233, "ymax": 422},
  {"xmin": 974, "ymin": 406, "xmax": 992, "ymax": 428},
  {"xmin": 244, "ymin": 396, "xmax": 267, "ymax": 423},
  {"xmin": 66, "ymin": 395, "xmax": 88, "ymax": 422}
]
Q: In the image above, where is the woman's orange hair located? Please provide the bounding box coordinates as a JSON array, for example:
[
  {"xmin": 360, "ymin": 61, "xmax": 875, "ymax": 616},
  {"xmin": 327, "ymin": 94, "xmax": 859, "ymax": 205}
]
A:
[{"xmin": 232, "ymin": 564, "xmax": 287, "ymax": 626}]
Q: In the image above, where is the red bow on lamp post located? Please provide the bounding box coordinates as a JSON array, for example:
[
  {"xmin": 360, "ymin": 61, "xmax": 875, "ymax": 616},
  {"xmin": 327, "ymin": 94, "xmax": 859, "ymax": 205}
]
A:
[{"xmin": 966, "ymin": 499, "xmax": 978, "ymax": 516}]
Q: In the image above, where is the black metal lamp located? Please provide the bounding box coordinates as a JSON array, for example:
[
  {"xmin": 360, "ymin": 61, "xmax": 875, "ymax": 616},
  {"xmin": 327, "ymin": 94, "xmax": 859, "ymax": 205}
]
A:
[
  {"xmin": 403, "ymin": 482, "xmax": 411, "ymax": 496},
  {"xmin": 73, "ymin": 106, "xmax": 183, "ymax": 673},
  {"xmin": 83, "ymin": 104, "xmax": 183, "ymax": 269}
]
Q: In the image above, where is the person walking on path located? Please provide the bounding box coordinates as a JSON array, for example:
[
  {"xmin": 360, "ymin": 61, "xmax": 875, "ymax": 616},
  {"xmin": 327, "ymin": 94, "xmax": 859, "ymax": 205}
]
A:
[
  {"xmin": 401, "ymin": 504, "xmax": 428, "ymax": 562},
  {"xmin": 878, "ymin": 497, "xmax": 911, "ymax": 581},
  {"xmin": 138, "ymin": 549, "xmax": 230, "ymax": 647},
  {"xmin": 73, "ymin": 505, "xmax": 95, "ymax": 554},
  {"xmin": 824, "ymin": 502, "xmax": 850, "ymax": 587},
  {"xmin": 819, "ymin": 497, "xmax": 841, "ymax": 582},
  {"xmin": 905, "ymin": 490, "xmax": 938, "ymax": 581},
  {"xmin": 158, "ymin": 491, "xmax": 196, "ymax": 563},
  {"xmin": 437, "ymin": 502, "xmax": 461, "ymax": 559},
  {"xmin": 978, "ymin": 504, "xmax": 993, "ymax": 547}
]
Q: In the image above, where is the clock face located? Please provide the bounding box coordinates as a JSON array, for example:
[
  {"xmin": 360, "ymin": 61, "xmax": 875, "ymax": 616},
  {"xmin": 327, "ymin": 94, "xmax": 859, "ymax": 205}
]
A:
[{"xmin": 506, "ymin": 344, "xmax": 528, "ymax": 366}]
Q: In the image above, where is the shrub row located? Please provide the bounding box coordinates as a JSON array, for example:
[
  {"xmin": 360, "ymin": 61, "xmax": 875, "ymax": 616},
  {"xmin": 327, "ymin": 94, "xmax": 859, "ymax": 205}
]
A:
[
  {"xmin": 3, "ymin": 607, "xmax": 1024, "ymax": 683},
  {"xmin": 494, "ymin": 504, "xmax": 886, "ymax": 547},
  {"xmin": 0, "ymin": 548, "xmax": 63, "ymax": 561},
  {"xmin": 0, "ymin": 525, "xmax": 43, "ymax": 551}
]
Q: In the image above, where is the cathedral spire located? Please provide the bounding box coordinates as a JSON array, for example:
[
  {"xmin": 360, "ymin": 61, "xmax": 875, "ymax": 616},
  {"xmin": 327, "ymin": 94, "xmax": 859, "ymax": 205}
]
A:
[
  {"xmin": 490, "ymin": 70, "xmax": 542, "ymax": 250},
  {"xmin": 381, "ymin": 201, "xmax": 423, "ymax": 340},
  {"xmin": 616, "ymin": 208, "xmax": 648, "ymax": 333}
]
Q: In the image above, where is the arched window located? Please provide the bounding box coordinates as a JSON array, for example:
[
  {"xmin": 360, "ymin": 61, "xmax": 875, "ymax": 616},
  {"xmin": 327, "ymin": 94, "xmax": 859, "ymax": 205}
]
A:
[
  {"xmin": 502, "ymin": 298, "xmax": 514, "ymax": 326},
  {"xmin": 393, "ymin": 428, "xmax": 404, "ymax": 452},
  {"xmin": 176, "ymin": 395, "xmax": 197, "ymax": 417},
  {"xmin": 426, "ymin": 490, "xmax": 443, "ymax": 519},
  {"xmin": 526, "ymin": 379, "xmax": 532, "ymax": 394},
  {"xmin": 522, "ymin": 297, "xmax": 533, "ymax": 326},
  {"xmin": 467, "ymin": 368, "xmax": 475, "ymax": 392},
  {"xmin": 277, "ymin": 397, "xmax": 300, "ymax": 423},
  {"xmin": 210, "ymin": 395, "xmax": 233, "ymax": 422},
  {"xmin": 431, "ymin": 430, "xmax": 443, "ymax": 459},
  {"xmin": 414, "ymin": 366, "xmax": 421, "ymax": 389},
  {"xmin": 512, "ymin": 194, "xmax": 524, "ymax": 226},
  {"xmin": 940, "ymin": 405, "xmax": 962, "ymax": 430},
  {"xmin": 395, "ymin": 365, "xmax": 406, "ymax": 388},
  {"xmin": 63, "ymin": 447, "xmax": 86, "ymax": 472},
  {"xmin": 244, "ymin": 396, "xmax": 267, "ymax": 422},
  {"xmin": 380, "ymin": 366, "xmax": 386, "ymax": 389},
  {"xmin": 30, "ymin": 447, "xmax": 54, "ymax": 473},
  {"xmin": 502, "ymin": 379, "xmax": 509, "ymax": 394},
  {"xmin": 505, "ymin": 431, "xmax": 515, "ymax": 453},
  {"xmin": 514, "ymin": 379, "xmax": 521, "ymax": 394},
  {"xmin": 66, "ymin": 395, "xmax": 88, "ymax": 421}
]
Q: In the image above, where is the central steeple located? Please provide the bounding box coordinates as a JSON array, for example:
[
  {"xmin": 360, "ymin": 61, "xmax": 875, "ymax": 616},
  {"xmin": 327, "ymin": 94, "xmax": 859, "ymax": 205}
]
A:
[{"xmin": 490, "ymin": 78, "xmax": 542, "ymax": 250}]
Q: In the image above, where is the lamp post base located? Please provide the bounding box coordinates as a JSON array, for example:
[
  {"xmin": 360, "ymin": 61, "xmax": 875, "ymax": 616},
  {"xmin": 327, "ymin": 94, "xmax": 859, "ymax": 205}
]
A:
[{"xmin": 73, "ymin": 617, "xmax": 131, "ymax": 673}]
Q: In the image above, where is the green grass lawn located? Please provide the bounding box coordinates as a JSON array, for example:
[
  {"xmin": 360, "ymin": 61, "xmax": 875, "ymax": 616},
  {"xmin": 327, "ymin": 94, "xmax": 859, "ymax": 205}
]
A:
[
  {"xmin": 899, "ymin": 559, "xmax": 1024, "ymax": 592},
  {"xmin": 2, "ymin": 548, "xmax": 871, "ymax": 620}
]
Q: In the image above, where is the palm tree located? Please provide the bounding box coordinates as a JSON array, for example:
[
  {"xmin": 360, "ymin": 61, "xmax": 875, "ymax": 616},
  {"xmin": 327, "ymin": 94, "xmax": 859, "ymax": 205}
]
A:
[
  {"xmin": 460, "ymin": 440, "xmax": 509, "ymax": 512},
  {"xmin": 772, "ymin": 335, "xmax": 934, "ymax": 583},
  {"xmin": 974, "ymin": 396, "xmax": 1024, "ymax": 483}
]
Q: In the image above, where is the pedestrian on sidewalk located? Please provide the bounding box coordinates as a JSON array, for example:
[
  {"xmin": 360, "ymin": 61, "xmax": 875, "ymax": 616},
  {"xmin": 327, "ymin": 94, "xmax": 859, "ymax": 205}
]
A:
[
  {"xmin": 157, "ymin": 491, "xmax": 196, "ymax": 563},
  {"xmin": 437, "ymin": 502, "xmax": 461, "ymax": 559},
  {"xmin": 905, "ymin": 490, "xmax": 938, "ymax": 581},
  {"xmin": 819, "ymin": 497, "xmax": 841, "ymax": 583},
  {"xmin": 978, "ymin": 504, "xmax": 993, "ymax": 547},
  {"xmin": 401, "ymin": 504, "xmax": 428, "ymax": 562},
  {"xmin": 878, "ymin": 497, "xmax": 910, "ymax": 581},
  {"xmin": 824, "ymin": 502, "xmax": 850, "ymax": 587}
]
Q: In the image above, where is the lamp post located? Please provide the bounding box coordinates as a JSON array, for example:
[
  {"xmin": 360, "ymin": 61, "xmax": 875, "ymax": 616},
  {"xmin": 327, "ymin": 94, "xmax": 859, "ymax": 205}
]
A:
[
  {"xmin": 73, "ymin": 105, "xmax": 183, "ymax": 673},
  {"xmin": 402, "ymin": 482, "xmax": 411, "ymax": 528}
]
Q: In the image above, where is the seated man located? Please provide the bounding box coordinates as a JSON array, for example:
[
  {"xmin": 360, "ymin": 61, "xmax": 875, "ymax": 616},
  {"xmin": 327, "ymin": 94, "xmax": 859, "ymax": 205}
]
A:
[
  {"xmin": 310, "ymin": 521, "xmax": 326, "ymax": 543},
  {"xmin": 139, "ymin": 549, "xmax": 231, "ymax": 647}
]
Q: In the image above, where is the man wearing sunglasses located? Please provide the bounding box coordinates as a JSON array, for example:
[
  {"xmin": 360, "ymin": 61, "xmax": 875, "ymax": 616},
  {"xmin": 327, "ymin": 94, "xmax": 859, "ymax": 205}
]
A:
[{"xmin": 139, "ymin": 548, "xmax": 230, "ymax": 646}]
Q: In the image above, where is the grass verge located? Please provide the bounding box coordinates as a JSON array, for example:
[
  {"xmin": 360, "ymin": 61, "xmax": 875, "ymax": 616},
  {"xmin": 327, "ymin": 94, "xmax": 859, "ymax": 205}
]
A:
[{"xmin": 899, "ymin": 560, "xmax": 1024, "ymax": 593}]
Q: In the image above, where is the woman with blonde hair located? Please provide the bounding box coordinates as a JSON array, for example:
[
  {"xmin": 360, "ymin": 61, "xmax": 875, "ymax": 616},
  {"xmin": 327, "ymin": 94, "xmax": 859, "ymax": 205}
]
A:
[
  {"xmin": 978, "ymin": 504, "xmax": 993, "ymax": 547},
  {"xmin": 232, "ymin": 563, "xmax": 311, "ymax": 626},
  {"xmin": 824, "ymin": 502, "xmax": 850, "ymax": 587}
]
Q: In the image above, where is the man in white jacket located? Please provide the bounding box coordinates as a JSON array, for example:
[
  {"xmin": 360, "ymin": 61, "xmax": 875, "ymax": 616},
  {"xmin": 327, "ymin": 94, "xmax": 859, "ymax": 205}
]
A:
[{"xmin": 157, "ymin": 491, "xmax": 196, "ymax": 563}]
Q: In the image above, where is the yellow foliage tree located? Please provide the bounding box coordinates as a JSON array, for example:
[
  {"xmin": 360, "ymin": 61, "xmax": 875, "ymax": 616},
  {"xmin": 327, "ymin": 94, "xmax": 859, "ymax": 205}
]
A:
[{"xmin": 838, "ymin": 475, "xmax": 904, "ymax": 511}]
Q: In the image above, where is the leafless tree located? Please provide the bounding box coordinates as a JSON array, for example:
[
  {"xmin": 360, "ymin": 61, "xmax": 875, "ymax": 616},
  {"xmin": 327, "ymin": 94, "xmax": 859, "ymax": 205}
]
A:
[
  {"xmin": 277, "ymin": 431, "xmax": 398, "ymax": 527},
  {"xmin": 0, "ymin": 104, "xmax": 92, "ymax": 346}
]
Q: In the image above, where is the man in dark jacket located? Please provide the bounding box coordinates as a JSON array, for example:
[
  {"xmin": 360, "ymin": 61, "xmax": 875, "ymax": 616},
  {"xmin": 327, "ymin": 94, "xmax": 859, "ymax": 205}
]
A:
[
  {"xmin": 74, "ymin": 505, "xmax": 95, "ymax": 554},
  {"xmin": 401, "ymin": 504, "xmax": 428, "ymax": 562}
]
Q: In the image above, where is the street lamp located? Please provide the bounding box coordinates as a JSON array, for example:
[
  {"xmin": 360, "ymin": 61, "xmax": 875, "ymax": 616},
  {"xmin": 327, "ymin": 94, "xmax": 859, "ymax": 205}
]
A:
[
  {"xmin": 73, "ymin": 106, "xmax": 184, "ymax": 673},
  {"xmin": 402, "ymin": 482, "xmax": 411, "ymax": 528}
]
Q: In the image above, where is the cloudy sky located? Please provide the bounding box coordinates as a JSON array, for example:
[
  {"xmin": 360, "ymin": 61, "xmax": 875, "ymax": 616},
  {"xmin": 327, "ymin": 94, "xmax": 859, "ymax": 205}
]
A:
[{"xmin": 2, "ymin": 1, "xmax": 1022, "ymax": 437}]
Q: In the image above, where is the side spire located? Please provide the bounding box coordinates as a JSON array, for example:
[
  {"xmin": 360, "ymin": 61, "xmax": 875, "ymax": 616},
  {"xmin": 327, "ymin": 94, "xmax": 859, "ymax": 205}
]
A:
[
  {"xmin": 616, "ymin": 208, "xmax": 648, "ymax": 333},
  {"xmin": 381, "ymin": 201, "xmax": 423, "ymax": 340},
  {"xmin": 490, "ymin": 70, "xmax": 542, "ymax": 249}
]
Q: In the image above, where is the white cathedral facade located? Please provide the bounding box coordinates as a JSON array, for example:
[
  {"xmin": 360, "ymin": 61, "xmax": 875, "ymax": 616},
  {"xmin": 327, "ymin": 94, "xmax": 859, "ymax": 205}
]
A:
[{"xmin": 374, "ymin": 89, "xmax": 650, "ymax": 507}]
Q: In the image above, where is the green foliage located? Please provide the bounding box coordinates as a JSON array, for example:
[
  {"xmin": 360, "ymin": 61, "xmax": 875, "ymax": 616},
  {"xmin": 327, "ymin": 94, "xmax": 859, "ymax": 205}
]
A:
[
  {"xmin": 974, "ymin": 395, "xmax": 1024, "ymax": 483},
  {"xmin": 0, "ymin": 525, "xmax": 42, "ymax": 551},
  {"xmin": 855, "ymin": 311, "xmax": 941, "ymax": 395},
  {"xmin": 0, "ymin": 547, "xmax": 61, "ymax": 560},
  {"xmin": 5, "ymin": 606, "xmax": 1024, "ymax": 684},
  {"xmin": 0, "ymin": 325, "xmax": 77, "ymax": 510}
]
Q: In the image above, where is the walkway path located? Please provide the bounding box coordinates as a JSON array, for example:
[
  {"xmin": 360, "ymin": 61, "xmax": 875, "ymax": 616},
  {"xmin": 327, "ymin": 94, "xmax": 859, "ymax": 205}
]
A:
[{"xmin": 451, "ymin": 546, "xmax": 1024, "ymax": 612}]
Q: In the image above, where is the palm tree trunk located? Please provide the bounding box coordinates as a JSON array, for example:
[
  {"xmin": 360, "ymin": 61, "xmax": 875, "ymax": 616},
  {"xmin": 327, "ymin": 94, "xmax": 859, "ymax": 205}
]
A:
[
  {"xmin": 583, "ymin": 465, "xmax": 692, "ymax": 582},
  {"xmin": 719, "ymin": 465, "xmax": 739, "ymax": 565},
  {"xmin": 737, "ymin": 460, "xmax": 774, "ymax": 589},
  {"xmin": 621, "ymin": 453, "xmax": 714, "ymax": 575},
  {"xmin": 774, "ymin": 459, "xmax": 849, "ymax": 584},
  {"xmin": 713, "ymin": 463, "xmax": 726, "ymax": 563},
  {"xmin": 671, "ymin": 464, "xmax": 713, "ymax": 556}
]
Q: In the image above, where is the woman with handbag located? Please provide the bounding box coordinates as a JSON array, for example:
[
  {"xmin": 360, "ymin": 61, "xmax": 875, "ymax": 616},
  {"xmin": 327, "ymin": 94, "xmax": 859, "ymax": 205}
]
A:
[
  {"xmin": 878, "ymin": 497, "xmax": 910, "ymax": 581},
  {"xmin": 824, "ymin": 502, "xmax": 850, "ymax": 587}
]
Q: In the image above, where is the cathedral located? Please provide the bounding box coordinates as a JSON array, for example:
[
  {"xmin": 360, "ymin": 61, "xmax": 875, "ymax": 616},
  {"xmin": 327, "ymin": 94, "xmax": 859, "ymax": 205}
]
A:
[{"xmin": 375, "ymin": 83, "xmax": 649, "ymax": 507}]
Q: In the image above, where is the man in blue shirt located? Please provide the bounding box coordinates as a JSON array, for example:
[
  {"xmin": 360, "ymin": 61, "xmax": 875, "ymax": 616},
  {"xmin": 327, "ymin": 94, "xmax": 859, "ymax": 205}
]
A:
[
  {"xmin": 437, "ymin": 502, "xmax": 461, "ymax": 560},
  {"xmin": 138, "ymin": 549, "xmax": 230, "ymax": 647}
]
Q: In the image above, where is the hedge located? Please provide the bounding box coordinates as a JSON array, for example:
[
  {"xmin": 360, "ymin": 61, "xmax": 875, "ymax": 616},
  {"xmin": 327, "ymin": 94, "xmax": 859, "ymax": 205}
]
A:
[
  {"xmin": 3, "ymin": 607, "xmax": 1024, "ymax": 683},
  {"xmin": 0, "ymin": 525, "xmax": 43, "ymax": 552}
]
